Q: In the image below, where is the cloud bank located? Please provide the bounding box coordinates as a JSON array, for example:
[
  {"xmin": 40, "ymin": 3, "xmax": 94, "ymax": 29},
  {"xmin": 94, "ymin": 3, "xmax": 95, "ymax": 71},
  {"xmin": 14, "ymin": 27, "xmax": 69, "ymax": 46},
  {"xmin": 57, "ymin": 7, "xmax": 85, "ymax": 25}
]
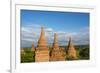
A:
[{"xmin": 21, "ymin": 24, "xmax": 89, "ymax": 48}]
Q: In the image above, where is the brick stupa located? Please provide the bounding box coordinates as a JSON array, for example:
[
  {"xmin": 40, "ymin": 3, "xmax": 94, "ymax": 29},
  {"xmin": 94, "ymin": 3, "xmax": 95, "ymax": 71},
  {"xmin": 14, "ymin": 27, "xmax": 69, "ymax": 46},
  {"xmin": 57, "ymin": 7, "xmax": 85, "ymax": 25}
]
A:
[
  {"xmin": 53, "ymin": 33, "xmax": 59, "ymax": 49},
  {"xmin": 35, "ymin": 27, "xmax": 49, "ymax": 62},
  {"xmin": 67, "ymin": 37, "xmax": 77, "ymax": 60},
  {"xmin": 31, "ymin": 42, "xmax": 35, "ymax": 52},
  {"xmin": 50, "ymin": 33, "xmax": 65, "ymax": 61}
]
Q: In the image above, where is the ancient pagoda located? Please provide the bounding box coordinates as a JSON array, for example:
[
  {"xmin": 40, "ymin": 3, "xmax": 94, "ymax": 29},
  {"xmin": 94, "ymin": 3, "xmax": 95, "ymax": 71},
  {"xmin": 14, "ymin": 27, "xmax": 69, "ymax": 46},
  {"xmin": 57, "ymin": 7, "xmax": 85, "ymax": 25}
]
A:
[
  {"xmin": 35, "ymin": 27, "xmax": 49, "ymax": 62},
  {"xmin": 53, "ymin": 33, "xmax": 59, "ymax": 49},
  {"xmin": 66, "ymin": 37, "xmax": 77, "ymax": 60},
  {"xmin": 50, "ymin": 33, "xmax": 65, "ymax": 61},
  {"xmin": 31, "ymin": 42, "xmax": 35, "ymax": 52}
]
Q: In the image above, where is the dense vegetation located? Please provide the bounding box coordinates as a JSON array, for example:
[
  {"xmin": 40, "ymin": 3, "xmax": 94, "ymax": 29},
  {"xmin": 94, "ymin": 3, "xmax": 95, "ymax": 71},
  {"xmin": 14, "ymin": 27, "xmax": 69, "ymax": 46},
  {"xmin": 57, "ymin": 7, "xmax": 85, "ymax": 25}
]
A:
[
  {"xmin": 21, "ymin": 49, "xmax": 35, "ymax": 63},
  {"xmin": 75, "ymin": 45, "xmax": 89, "ymax": 60},
  {"xmin": 21, "ymin": 45, "xmax": 89, "ymax": 63}
]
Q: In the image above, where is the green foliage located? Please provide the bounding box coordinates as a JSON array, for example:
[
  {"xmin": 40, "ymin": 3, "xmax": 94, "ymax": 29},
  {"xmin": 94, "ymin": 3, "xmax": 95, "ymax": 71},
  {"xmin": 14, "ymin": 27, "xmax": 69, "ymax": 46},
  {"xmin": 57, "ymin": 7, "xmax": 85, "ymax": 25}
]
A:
[
  {"xmin": 21, "ymin": 45, "xmax": 90, "ymax": 63},
  {"xmin": 21, "ymin": 49, "xmax": 35, "ymax": 63},
  {"xmin": 79, "ymin": 47, "xmax": 89, "ymax": 59}
]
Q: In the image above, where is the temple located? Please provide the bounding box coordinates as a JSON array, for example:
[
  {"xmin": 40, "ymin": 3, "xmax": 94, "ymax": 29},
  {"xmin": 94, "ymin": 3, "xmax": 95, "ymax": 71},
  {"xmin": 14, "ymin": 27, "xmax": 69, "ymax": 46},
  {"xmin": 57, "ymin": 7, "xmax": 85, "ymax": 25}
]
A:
[
  {"xmin": 50, "ymin": 33, "xmax": 66, "ymax": 61},
  {"xmin": 32, "ymin": 27, "xmax": 77, "ymax": 62},
  {"xmin": 67, "ymin": 37, "xmax": 77, "ymax": 60},
  {"xmin": 52, "ymin": 33, "xmax": 59, "ymax": 49},
  {"xmin": 37, "ymin": 27, "xmax": 47, "ymax": 48},
  {"xmin": 35, "ymin": 27, "xmax": 49, "ymax": 62}
]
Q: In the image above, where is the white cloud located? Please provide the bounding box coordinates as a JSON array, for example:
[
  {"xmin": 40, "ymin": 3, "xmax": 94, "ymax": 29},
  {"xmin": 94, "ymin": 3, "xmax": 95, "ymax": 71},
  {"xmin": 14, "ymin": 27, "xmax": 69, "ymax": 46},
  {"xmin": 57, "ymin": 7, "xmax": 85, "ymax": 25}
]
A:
[
  {"xmin": 22, "ymin": 38, "xmax": 34, "ymax": 42},
  {"xmin": 46, "ymin": 28, "xmax": 53, "ymax": 32},
  {"xmin": 57, "ymin": 31, "xmax": 66, "ymax": 34},
  {"xmin": 21, "ymin": 24, "xmax": 89, "ymax": 47}
]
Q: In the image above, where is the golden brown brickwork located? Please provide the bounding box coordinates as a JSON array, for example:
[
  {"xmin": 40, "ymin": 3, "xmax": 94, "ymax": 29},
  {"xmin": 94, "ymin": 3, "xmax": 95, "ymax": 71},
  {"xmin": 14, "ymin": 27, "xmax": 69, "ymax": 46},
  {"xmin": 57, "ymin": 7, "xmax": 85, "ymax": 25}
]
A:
[
  {"xmin": 50, "ymin": 33, "xmax": 66, "ymax": 61},
  {"xmin": 35, "ymin": 27, "xmax": 49, "ymax": 62},
  {"xmin": 34, "ymin": 27, "xmax": 77, "ymax": 62},
  {"xmin": 67, "ymin": 37, "xmax": 77, "ymax": 60}
]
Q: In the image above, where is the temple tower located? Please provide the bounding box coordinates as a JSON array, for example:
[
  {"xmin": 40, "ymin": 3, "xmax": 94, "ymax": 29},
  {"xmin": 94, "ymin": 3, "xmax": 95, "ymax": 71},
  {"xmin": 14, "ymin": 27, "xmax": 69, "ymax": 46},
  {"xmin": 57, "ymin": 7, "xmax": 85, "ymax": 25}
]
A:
[
  {"xmin": 53, "ymin": 33, "xmax": 59, "ymax": 49},
  {"xmin": 35, "ymin": 27, "xmax": 49, "ymax": 62},
  {"xmin": 50, "ymin": 33, "xmax": 65, "ymax": 61},
  {"xmin": 37, "ymin": 27, "xmax": 47, "ymax": 48},
  {"xmin": 67, "ymin": 37, "xmax": 77, "ymax": 60},
  {"xmin": 31, "ymin": 42, "xmax": 35, "ymax": 51}
]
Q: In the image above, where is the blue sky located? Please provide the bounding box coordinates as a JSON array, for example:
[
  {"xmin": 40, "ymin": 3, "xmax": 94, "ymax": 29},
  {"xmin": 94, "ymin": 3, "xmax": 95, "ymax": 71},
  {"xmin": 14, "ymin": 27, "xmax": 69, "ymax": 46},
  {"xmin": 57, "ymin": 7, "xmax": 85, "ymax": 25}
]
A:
[{"xmin": 21, "ymin": 9, "xmax": 89, "ymax": 48}]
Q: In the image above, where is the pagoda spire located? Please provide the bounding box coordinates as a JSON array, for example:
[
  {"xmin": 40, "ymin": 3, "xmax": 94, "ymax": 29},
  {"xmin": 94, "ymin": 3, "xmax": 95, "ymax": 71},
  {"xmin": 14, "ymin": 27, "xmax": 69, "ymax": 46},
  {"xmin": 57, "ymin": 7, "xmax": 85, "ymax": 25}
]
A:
[
  {"xmin": 50, "ymin": 33, "xmax": 65, "ymax": 61},
  {"xmin": 37, "ymin": 26, "xmax": 47, "ymax": 48},
  {"xmin": 68, "ymin": 36, "xmax": 74, "ymax": 48},
  {"xmin": 53, "ymin": 33, "xmax": 59, "ymax": 49},
  {"xmin": 31, "ymin": 42, "xmax": 35, "ymax": 51},
  {"xmin": 67, "ymin": 36, "xmax": 77, "ymax": 59},
  {"xmin": 35, "ymin": 26, "xmax": 49, "ymax": 62}
]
